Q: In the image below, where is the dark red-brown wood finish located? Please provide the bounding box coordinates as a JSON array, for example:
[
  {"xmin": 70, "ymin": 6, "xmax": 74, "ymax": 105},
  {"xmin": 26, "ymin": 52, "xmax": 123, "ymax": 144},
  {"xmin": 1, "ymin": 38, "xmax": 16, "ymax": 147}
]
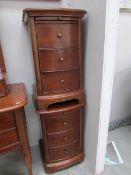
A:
[
  {"xmin": 0, "ymin": 44, "xmax": 8, "ymax": 97},
  {"xmin": 23, "ymin": 8, "xmax": 87, "ymax": 173},
  {"xmin": 0, "ymin": 84, "xmax": 32, "ymax": 175}
]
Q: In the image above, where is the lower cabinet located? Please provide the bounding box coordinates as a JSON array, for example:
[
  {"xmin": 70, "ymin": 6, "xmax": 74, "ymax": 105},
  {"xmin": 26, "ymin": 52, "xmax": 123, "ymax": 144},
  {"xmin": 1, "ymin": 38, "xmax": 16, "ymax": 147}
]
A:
[{"xmin": 39, "ymin": 103, "xmax": 84, "ymax": 173}]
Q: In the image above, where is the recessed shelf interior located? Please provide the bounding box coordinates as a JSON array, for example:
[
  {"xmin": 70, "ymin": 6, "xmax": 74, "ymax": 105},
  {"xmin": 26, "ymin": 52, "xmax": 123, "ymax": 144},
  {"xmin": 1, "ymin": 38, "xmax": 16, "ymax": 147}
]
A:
[{"xmin": 47, "ymin": 99, "xmax": 79, "ymax": 110}]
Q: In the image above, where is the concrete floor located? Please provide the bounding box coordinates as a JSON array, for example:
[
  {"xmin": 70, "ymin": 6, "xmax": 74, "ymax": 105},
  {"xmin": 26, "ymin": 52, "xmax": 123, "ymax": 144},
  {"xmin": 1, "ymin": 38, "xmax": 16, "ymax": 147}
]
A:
[{"xmin": 0, "ymin": 125, "xmax": 131, "ymax": 175}]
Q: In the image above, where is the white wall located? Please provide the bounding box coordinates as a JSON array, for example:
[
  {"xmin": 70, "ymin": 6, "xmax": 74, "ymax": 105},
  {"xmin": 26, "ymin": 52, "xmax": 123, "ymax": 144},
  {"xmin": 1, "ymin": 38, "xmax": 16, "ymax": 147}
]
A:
[
  {"xmin": 0, "ymin": 0, "xmax": 63, "ymax": 146},
  {"xmin": 68, "ymin": 0, "xmax": 107, "ymax": 173},
  {"xmin": 110, "ymin": 12, "xmax": 131, "ymax": 123}
]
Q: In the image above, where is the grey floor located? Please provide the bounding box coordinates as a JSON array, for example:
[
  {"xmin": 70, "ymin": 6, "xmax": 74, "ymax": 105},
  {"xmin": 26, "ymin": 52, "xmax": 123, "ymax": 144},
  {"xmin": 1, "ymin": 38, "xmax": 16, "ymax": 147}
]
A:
[{"xmin": 0, "ymin": 125, "xmax": 131, "ymax": 175}]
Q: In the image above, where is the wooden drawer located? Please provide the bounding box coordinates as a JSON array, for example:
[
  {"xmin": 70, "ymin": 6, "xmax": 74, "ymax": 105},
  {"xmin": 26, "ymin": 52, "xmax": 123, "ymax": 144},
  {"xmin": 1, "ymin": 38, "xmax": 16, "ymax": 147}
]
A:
[
  {"xmin": 39, "ymin": 48, "xmax": 79, "ymax": 72},
  {"xmin": 42, "ymin": 70, "xmax": 80, "ymax": 93},
  {"xmin": 35, "ymin": 23, "xmax": 79, "ymax": 48},
  {"xmin": 45, "ymin": 110, "xmax": 80, "ymax": 133},
  {"xmin": 48, "ymin": 127, "xmax": 79, "ymax": 148},
  {"xmin": 0, "ymin": 129, "xmax": 19, "ymax": 148},
  {"xmin": 49, "ymin": 140, "xmax": 80, "ymax": 161},
  {"xmin": 0, "ymin": 113, "xmax": 16, "ymax": 132}
]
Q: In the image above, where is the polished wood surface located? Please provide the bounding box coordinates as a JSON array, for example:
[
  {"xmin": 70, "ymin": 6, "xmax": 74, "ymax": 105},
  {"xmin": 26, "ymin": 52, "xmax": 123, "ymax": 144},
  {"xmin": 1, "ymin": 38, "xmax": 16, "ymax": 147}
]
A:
[
  {"xmin": 24, "ymin": 9, "xmax": 86, "ymax": 173},
  {"xmin": 0, "ymin": 83, "xmax": 27, "ymax": 113},
  {"xmin": 0, "ymin": 44, "xmax": 8, "ymax": 97},
  {"xmin": 49, "ymin": 140, "xmax": 80, "ymax": 161},
  {"xmin": 0, "ymin": 113, "xmax": 15, "ymax": 131},
  {"xmin": 36, "ymin": 23, "xmax": 79, "ymax": 48},
  {"xmin": 39, "ymin": 48, "xmax": 79, "ymax": 72},
  {"xmin": 34, "ymin": 89, "xmax": 85, "ymax": 113},
  {"xmin": 23, "ymin": 9, "xmax": 87, "ymax": 21},
  {"xmin": 41, "ymin": 70, "xmax": 80, "ymax": 94},
  {"xmin": 47, "ymin": 127, "xmax": 79, "ymax": 148},
  {"xmin": 0, "ymin": 44, "xmax": 6, "ymax": 72},
  {"xmin": 0, "ymin": 83, "xmax": 32, "ymax": 175},
  {"xmin": 23, "ymin": 8, "xmax": 86, "ymax": 96},
  {"xmin": 45, "ymin": 109, "xmax": 80, "ymax": 133}
]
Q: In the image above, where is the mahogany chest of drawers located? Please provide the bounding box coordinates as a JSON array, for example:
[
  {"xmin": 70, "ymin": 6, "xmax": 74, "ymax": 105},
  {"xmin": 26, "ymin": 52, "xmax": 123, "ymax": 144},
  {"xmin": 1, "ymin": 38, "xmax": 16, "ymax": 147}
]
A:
[{"xmin": 23, "ymin": 8, "xmax": 87, "ymax": 173}]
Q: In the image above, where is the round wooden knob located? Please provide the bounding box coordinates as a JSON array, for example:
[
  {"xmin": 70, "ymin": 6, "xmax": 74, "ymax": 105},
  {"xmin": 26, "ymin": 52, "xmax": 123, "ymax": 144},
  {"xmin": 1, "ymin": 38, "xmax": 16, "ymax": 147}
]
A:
[
  {"xmin": 60, "ymin": 79, "xmax": 64, "ymax": 83},
  {"xmin": 57, "ymin": 33, "xmax": 62, "ymax": 38},
  {"xmin": 63, "ymin": 121, "xmax": 67, "ymax": 125},
  {"xmin": 59, "ymin": 57, "xmax": 64, "ymax": 62},
  {"xmin": 64, "ymin": 137, "xmax": 67, "ymax": 141},
  {"xmin": 64, "ymin": 149, "xmax": 68, "ymax": 154}
]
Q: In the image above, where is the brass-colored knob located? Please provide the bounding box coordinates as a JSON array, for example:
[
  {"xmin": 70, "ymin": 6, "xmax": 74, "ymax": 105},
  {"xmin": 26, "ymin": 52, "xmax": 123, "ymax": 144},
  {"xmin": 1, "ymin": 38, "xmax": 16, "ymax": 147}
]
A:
[
  {"xmin": 64, "ymin": 137, "xmax": 67, "ymax": 141},
  {"xmin": 59, "ymin": 57, "xmax": 64, "ymax": 62},
  {"xmin": 64, "ymin": 149, "xmax": 68, "ymax": 154},
  {"xmin": 57, "ymin": 33, "xmax": 62, "ymax": 38},
  {"xmin": 60, "ymin": 79, "xmax": 64, "ymax": 83},
  {"xmin": 63, "ymin": 121, "xmax": 67, "ymax": 125}
]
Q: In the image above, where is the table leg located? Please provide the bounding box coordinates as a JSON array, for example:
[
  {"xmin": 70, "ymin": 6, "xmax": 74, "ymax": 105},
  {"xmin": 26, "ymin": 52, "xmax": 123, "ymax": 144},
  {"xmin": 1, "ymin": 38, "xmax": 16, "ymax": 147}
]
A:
[{"xmin": 15, "ymin": 108, "xmax": 32, "ymax": 175}]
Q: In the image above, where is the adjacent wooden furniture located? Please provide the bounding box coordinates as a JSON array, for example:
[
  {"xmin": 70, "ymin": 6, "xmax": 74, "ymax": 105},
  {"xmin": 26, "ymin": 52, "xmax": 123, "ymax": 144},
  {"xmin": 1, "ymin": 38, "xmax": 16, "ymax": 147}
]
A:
[
  {"xmin": 0, "ymin": 44, "xmax": 8, "ymax": 97},
  {"xmin": 23, "ymin": 8, "xmax": 87, "ymax": 173},
  {"xmin": 0, "ymin": 83, "xmax": 32, "ymax": 175}
]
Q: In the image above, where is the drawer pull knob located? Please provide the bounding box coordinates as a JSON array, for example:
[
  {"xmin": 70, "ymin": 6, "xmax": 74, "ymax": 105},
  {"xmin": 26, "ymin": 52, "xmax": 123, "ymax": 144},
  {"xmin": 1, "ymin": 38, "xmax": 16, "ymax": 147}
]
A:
[
  {"xmin": 57, "ymin": 33, "xmax": 62, "ymax": 38},
  {"xmin": 64, "ymin": 137, "xmax": 68, "ymax": 141},
  {"xmin": 59, "ymin": 57, "xmax": 64, "ymax": 62},
  {"xmin": 63, "ymin": 121, "xmax": 67, "ymax": 125},
  {"xmin": 60, "ymin": 79, "xmax": 64, "ymax": 83},
  {"xmin": 64, "ymin": 149, "xmax": 68, "ymax": 154}
]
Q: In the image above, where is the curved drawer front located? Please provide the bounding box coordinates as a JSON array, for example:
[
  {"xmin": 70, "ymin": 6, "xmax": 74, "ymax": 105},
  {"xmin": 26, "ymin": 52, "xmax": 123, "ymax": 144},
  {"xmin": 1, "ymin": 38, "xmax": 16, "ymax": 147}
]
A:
[
  {"xmin": 47, "ymin": 127, "xmax": 79, "ymax": 148},
  {"xmin": 0, "ymin": 113, "xmax": 16, "ymax": 132},
  {"xmin": 35, "ymin": 23, "xmax": 79, "ymax": 48},
  {"xmin": 0, "ymin": 129, "xmax": 19, "ymax": 148},
  {"xmin": 39, "ymin": 48, "xmax": 79, "ymax": 72},
  {"xmin": 49, "ymin": 140, "xmax": 80, "ymax": 161},
  {"xmin": 42, "ymin": 70, "xmax": 80, "ymax": 93},
  {"xmin": 45, "ymin": 110, "xmax": 80, "ymax": 133}
]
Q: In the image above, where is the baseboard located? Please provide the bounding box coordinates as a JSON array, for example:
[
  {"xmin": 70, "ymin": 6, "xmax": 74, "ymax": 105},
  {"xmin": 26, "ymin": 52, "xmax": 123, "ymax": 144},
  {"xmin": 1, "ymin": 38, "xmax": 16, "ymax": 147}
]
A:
[{"xmin": 109, "ymin": 117, "xmax": 131, "ymax": 131}]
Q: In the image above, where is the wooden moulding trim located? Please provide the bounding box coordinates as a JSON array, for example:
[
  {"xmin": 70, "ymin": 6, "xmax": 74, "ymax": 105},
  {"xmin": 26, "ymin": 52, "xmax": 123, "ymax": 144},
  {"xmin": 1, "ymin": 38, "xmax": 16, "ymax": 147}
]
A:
[
  {"xmin": 44, "ymin": 152, "xmax": 84, "ymax": 173},
  {"xmin": 0, "ymin": 142, "xmax": 21, "ymax": 154},
  {"xmin": 37, "ymin": 103, "xmax": 85, "ymax": 115},
  {"xmin": 35, "ymin": 89, "xmax": 85, "ymax": 100},
  {"xmin": 23, "ymin": 8, "xmax": 87, "ymax": 24}
]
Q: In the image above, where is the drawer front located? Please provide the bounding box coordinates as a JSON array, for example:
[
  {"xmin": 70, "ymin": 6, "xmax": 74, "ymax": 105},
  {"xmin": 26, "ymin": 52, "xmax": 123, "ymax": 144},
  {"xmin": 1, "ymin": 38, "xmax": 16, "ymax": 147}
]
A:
[
  {"xmin": 0, "ymin": 113, "xmax": 16, "ymax": 132},
  {"xmin": 0, "ymin": 129, "xmax": 19, "ymax": 148},
  {"xmin": 45, "ymin": 110, "xmax": 80, "ymax": 133},
  {"xmin": 48, "ymin": 127, "xmax": 80, "ymax": 148},
  {"xmin": 39, "ymin": 48, "xmax": 79, "ymax": 72},
  {"xmin": 35, "ymin": 23, "xmax": 79, "ymax": 48},
  {"xmin": 49, "ymin": 140, "xmax": 80, "ymax": 161},
  {"xmin": 42, "ymin": 70, "xmax": 80, "ymax": 93}
]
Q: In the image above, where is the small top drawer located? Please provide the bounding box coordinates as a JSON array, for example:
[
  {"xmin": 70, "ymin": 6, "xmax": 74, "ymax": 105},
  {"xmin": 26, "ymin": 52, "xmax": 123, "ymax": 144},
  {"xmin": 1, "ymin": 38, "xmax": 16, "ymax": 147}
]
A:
[
  {"xmin": 0, "ymin": 113, "xmax": 16, "ymax": 132},
  {"xmin": 35, "ymin": 23, "xmax": 79, "ymax": 48},
  {"xmin": 45, "ymin": 110, "xmax": 80, "ymax": 133},
  {"xmin": 39, "ymin": 47, "xmax": 79, "ymax": 72}
]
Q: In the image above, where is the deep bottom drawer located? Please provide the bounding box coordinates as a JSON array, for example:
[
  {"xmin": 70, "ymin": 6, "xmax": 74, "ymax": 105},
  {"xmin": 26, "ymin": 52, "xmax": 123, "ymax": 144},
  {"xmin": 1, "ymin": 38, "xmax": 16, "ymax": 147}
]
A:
[{"xmin": 49, "ymin": 140, "xmax": 80, "ymax": 161}]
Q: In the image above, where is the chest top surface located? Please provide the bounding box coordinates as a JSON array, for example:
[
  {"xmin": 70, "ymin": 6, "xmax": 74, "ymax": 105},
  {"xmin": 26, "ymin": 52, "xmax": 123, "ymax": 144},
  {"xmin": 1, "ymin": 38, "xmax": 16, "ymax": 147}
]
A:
[
  {"xmin": 23, "ymin": 8, "xmax": 87, "ymax": 24},
  {"xmin": 0, "ymin": 83, "xmax": 27, "ymax": 113}
]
